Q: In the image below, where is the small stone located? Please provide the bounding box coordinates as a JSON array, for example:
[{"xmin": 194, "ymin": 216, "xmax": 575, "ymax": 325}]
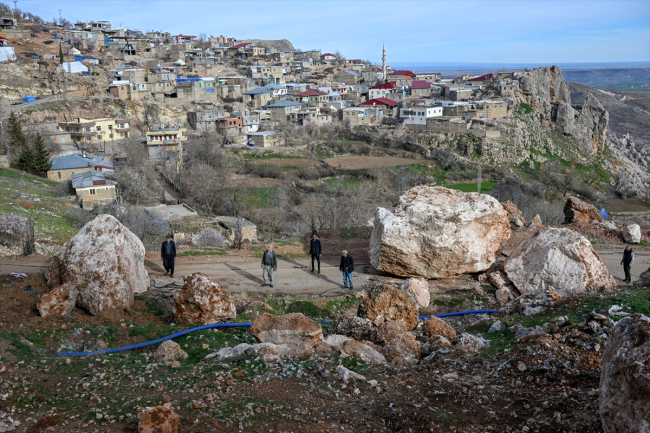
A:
[
  {"xmin": 170, "ymin": 361, "xmax": 180, "ymax": 368},
  {"xmin": 517, "ymin": 362, "xmax": 526, "ymax": 372},
  {"xmin": 488, "ymin": 321, "xmax": 506, "ymax": 333}
]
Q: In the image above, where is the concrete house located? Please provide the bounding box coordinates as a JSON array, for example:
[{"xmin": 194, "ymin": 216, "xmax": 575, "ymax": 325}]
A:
[
  {"xmin": 47, "ymin": 153, "xmax": 114, "ymax": 182},
  {"xmin": 342, "ymin": 107, "xmax": 370, "ymax": 126},
  {"xmin": 333, "ymin": 70, "xmax": 361, "ymax": 85},
  {"xmin": 361, "ymin": 98, "xmax": 399, "ymax": 117},
  {"xmin": 72, "ymin": 171, "xmax": 117, "ymax": 208},
  {"xmin": 265, "ymin": 83, "xmax": 287, "ymax": 96},
  {"xmin": 0, "ymin": 17, "xmax": 17, "ymax": 30},
  {"xmin": 58, "ymin": 117, "xmax": 131, "ymax": 144},
  {"xmin": 243, "ymin": 87, "xmax": 273, "ymax": 108},
  {"xmin": 266, "ymin": 100, "xmax": 303, "ymax": 121},
  {"xmin": 400, "ymin": 106, "xmax": 443, "ymax": 130},
  {"xmin": 247, "ymin": 131, "xmax": 281, "ymax": 148},
  {"xmin": 410, "ymin": 80, "xmax": 434, "ymax": 98},
  {"xmin": 187, "ymin": 109, "xmax": 230, "ymax": 130},
  {"xmin": 145, "ymin": 125, "xmax": 187, "ymax": 164},
  {"xmin": 369, "ymin": 81, "xmax": 397, "ymax": 100},
  {"xmin": 293, "ymin": 89, "xmax": 328, "ymax": 107},
  {"xmin": 215, "ymin": 216, "xmax": 257, "ymax": 242}
]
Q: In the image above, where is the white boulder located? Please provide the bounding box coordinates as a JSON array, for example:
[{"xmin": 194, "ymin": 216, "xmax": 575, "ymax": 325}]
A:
[
  {"xmin": 503, "ymin": 227, "xmax": 616, "ymax": 298},
  {"xmin": 370, "ymin": 186, "xmax": 511, "ymax": 278},
  {"xmin": 622, "ymin": 224, "xmax": 641, "ymax": 244},
  {"xmin": 399, "ymin": 278, "xmax": 430, "ymax": 308},
  {"xmin": 45, "ymin": 214, "xmax": 149, "ymax": 315}
]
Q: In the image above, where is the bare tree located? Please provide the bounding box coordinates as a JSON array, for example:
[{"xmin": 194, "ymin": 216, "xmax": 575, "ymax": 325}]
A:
[{"xmin": 114, "ymin": 139, "xmax": 153, "ymax": 205}]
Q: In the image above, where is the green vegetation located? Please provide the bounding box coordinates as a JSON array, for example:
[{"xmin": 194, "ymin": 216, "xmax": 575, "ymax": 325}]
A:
[
  {"xmin": 446, "ymin": 181, "xmax": 495, "ymax": 193},
  {"xmin": 517, "ymin": 103, "xmax": 533, "ymax": 114},
  {"xmin": 178, "ymin": 247, "xmax": 229, "ymax": 257}
]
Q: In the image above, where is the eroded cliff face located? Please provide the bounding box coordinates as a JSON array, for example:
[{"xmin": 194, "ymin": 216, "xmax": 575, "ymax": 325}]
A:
[{"xmin": 514, "ymin": 65, "xmax": 609, "ymax": 156}]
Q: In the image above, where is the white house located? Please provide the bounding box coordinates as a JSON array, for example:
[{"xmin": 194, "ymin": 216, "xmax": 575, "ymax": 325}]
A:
[
  {"xmin": 400, "ymin": 106, "xmax": 443, "ymax": 126},
  {"xmin": 58, "ymin": 61, "xmax": 89, "ymax": 74}
]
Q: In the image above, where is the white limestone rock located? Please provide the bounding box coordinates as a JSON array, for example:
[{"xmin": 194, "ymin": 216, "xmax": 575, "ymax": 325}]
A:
[
  {"xmin": 399, "ymin": 278, "xmax": 430, "ymax": 308},
  {"xmin": 622, "ymin": 224, "xmax": 641, "ymax": 244},
  {"xmin": 370, "ymin": 186, "xmax": 511, "ymax": 278}
]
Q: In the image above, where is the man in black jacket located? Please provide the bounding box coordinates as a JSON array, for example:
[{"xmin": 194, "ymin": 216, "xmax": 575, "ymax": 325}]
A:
[
  {"xmin": 621, "ymin": 244, "xmax": 635, "ymax": 283},
  {"xmin": 339, "ymin": 250, "xmax": 354, "ymax": 289},
  {"xmin": 310, "ymin": 233, "xmax": 322, "ymax": 273},
  {"xmin": 161, "ymin": 234, "xmax": 177, "ymax": 277}
]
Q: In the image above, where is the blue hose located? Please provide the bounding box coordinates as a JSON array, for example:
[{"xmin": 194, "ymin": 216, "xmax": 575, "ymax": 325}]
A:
[{"xmin": 56, "ymin": 310, "xmax": 499, "ymax": 357}]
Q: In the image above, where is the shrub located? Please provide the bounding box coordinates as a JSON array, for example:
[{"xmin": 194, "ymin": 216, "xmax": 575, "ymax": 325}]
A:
[
  {"xmin": 0, "ymin": 213, "xmax": 27, "ymax": 246},
  {"xmin": 195, "ymin": 228, "xmax": 227, "ymax": 247}
]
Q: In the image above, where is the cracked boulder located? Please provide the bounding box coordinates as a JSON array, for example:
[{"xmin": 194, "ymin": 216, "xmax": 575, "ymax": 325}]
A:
[
  {"xmin": 250, "ymin": 313, "xmax": 323, "ymax": 346},
  {"xmin": 172, "ymin": 273, "xmax": 236, "ymax": 325}
]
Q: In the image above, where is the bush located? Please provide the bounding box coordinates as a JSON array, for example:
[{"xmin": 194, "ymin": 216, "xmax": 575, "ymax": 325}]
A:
[
  {"xmin": 0, "ymin": 213, "xmax": 27, "ymax": 246},
  {"xmin": 65, "ymin": 207, "xmax": 94, "ymax": 228},
  {"xmin": 195, "ymin": 227, "xmax": 227, "ymax": 247}
]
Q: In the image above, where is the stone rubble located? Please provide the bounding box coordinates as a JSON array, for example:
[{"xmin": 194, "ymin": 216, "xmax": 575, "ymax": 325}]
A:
[
  {"xmin": 138, "ymin": 405, "xmax": 179, "ymax": 433},
  {"xmin": 37, "ymin": 283, "xmax": 78, "ymax": 318}
]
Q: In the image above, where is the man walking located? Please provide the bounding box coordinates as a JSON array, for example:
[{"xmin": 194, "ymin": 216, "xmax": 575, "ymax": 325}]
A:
[
  {"xmin": 261, "ymin": 244, "xmax": 277, "ymax": 288},
  {"xmin": 310, "ymin": 233, "xmax": 322, "ymax": 273},
  {"xmin": 339, "ymin": 249, "xmax": 354, "ymax": 290},
  {"xmin": 621, "ymin": 244, "xmax": 635, "ymax": 283},
  {"xmin": 161, "ymin": 234, "xmax": 177, "ymax": 277}
]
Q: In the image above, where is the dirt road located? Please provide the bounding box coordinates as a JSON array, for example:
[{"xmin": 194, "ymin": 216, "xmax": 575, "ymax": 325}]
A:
[{"xmin": 0, "ymin": 245, "xmax": 644, "ymax": 294}]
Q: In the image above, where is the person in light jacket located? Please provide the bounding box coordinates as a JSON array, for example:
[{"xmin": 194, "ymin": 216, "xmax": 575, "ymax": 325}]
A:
[
  {"xmin": 261, "ymin": 244, "xmax": 277, "ymax": 288},
  {"xmin": 621, "ymin": 244, "xmax": 635, "ymax": 283},
  {"xmin": 339, "ymin": 250, "xmax": 354, "ymax": 290}
]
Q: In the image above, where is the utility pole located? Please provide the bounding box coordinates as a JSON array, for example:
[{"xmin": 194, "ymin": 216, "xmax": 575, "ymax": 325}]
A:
[
  {"xmin": 12, "ymin": 1, "xmax": 17, "ymax": 14},
  {"xmin": 58, "ymin": 9, "xmax": 62, "ymax": 25}
]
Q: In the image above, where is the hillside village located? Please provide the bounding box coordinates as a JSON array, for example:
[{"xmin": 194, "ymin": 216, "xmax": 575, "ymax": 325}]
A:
[{"xmin": 1, "ymin": 3, "xmax": 650, "ymax": 433}]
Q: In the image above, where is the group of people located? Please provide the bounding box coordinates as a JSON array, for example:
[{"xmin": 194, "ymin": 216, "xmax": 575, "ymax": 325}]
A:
[
  {"xmin": 162, "ymin": 234, "xmax": 638, "ymax": 287},
  {"xmin": 260, "ymin": 233, "xmax": 355, "ymax": 289}
]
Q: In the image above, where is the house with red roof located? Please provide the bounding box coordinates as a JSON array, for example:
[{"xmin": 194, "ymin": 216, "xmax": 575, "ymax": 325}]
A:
[
  {"xmin": 388, "ymin": 70, "xmax": 415, "ymax": 87},
  {"xmin": 171, "ymin": 34, "xmax": 196, "ymax": 44},
  {"xmin": 293, "ymin": 89, "xmax": 329, "ymax": 107},
  {"xmin": 368, "ymin": 81, "xmax": 397, "ymax": 100},
  {"xmin": 361, "ymin": 97, "xmax": 399, "ymax": 117},
  {"xmin": 410, "ymin": 80, "xmax": 435, "ymax": 98}
]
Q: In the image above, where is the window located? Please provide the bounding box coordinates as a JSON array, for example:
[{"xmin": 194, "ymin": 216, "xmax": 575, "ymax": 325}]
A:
[
  {"xmin": 58, "ymin": 172, "xmax": 61, "ymax": 180},
  {"xmin": 108, "ymin": 125, "xmax": 113, "ymax": 130},
  {"xmin": 90, "ymin": 189, "xmax": 96, "ymax": 195}
]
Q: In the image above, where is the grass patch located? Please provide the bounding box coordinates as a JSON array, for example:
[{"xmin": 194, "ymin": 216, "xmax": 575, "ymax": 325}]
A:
[
  {"xmin": 178, "ymin": 248, "xmax": 229, "ymax": 257},
  {"xmin": 445, "ymin": 181, "xmax": 495, "ymax": 193}
]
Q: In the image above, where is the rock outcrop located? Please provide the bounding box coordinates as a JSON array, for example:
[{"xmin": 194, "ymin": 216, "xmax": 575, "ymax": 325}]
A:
[
  {"xmin": 138, "ymin": 406, "xmax": 179, "ymax": 433},
  {"xmin": 357, "ymin": 284, "xmax": 419, "ymax": 330},
  {"xmin": 251, "ymin": 313, "xmax": 323, "ymax": 346},
  {"xmin": 172, "ymin": 273, "xmax": 236, "ymax": 325},
  {"xmin": 37, "ymin": 283, "xmax": 77, "ymax": 317},
  {"xmin": 370, "ymin": 186, "xmax": 510, "ymax": 278},
  {"xmin": 622, "ymin": 224, "xmax": 641, "ymax": 244},
  {"xmin": 501, "ymin": 201, "xmax": 526, "ymax": 227},
  {"xmin": 599, "ymin": 314, "xmax": 650, "ymax": 433},
  {"xmin": 45, "ymin": 214, "xmax": 148, "ymax": 316},
  {"xmin": 503, "ymin": 227, "xmax": 617, "ymax": 298},
  {"xmin": 574, "ymin": 94, "xmax": 609, "ymax": 155},
  {"xmin": 399, "ymin": 278, "xmax": 430, "ymax": 308},
  {"xmin": 563, "ymin": 197, "xmax": 604, "ymax": 224}
]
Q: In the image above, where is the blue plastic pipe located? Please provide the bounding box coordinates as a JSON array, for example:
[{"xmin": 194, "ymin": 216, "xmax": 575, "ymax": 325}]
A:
[{"xmin": 56, "ymin": 310, "xmax": 499, "ymax": 357}]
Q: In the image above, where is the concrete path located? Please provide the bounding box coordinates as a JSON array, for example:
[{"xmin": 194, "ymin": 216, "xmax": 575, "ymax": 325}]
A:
[{"xmin": 0, "ymin": 246, "xmax": 645, "ymax": 295}]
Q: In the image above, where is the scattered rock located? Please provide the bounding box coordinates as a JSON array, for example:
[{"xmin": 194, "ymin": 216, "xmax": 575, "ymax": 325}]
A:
[
  {"xmin": 373, "ymin": 320, "xmax": 409, "ymax": 346},
  {"xmin": 622, "ymin": 224, "xmax": 641, "ymax": 244},
  {"xmin": 138, "ymin": 406, "xmax": 179, "ymax": 433},
  {"xmin": 503, "ymin": 227, "xmax": 617, "ymax": 298},
  {"xmin": 488, "ymin": 271, "xmax": 517, "ymax": 305},
  {"xmin": 340, "ymin": 339, "xmax": 386, "ymax": 365},
  {"xmin": 501, "ymin": 201, "xmax": 527, "ymax": 227},
  {"xmin": 205, "ymin": 343, "xmax": 252, "ymax": 360},
  {"xmin": 45, "ymin": 214, "xmax": 149, "ymax": 315},
  {"xmin": 399, "ymin": 278, "xmax": 430, "ymax": 308},
  {"xmin": 563, "ymin": 196, "xmax": 604, "ymax": 224},
  {"xmin": 422, "ymin": 317, "xmax": 456, "ymax": 341},
  {"xmin": 527, "ymin": 214, "xmax": 544, "ymax": 230},
  {"xmin": 37, "ymin": 283, "xmax": 77, "ymax": 317},
  {"xmin": 331, "ymin": 317, "xmax": 374, "ymax": 341},
  {"xmin": 510, "ymin": 216, "xmax": 524, "ymax": 229},
  {"xmin": 458, "ymin": 333, "xmax": 488, "ymax": 352},
  {"xmin": 382, "ymin": 333, "xmax": 420, "ymax": 366},
  {"xmin": 0, "ymin": 411, "xmax": 20, "ymax": 432},
  {"xmin": 336, "ymin": 365, "xmax": 366, "ymax": 383},
  {"xmin": 488, "ymin": 321, "xmax": 506, "ymax": 333},
  {"xmin": 357, "ymin": 284, "xmax": 419, "ymax": 330},
  {"xmin": 523, "ymin": 306, "xmax": 546, "ymax": 316},
  {"xmin": 250, "ymin": 313, "xmax": 323, "ymax": 346},
  {"xmin": 369, "ymin": 186, "xmax": 511, "ymax": 278},
  {"xmin": 255, "ymin": 342, "xmax": 314, "ymax": 363},
  {"xmin": 599, "ymin": 314, "xmax": 650, "ymax": 433},
  {"xmin": 151, "ymin": 341, "xmax": 188, "ymax": 362},
  {"xmin": 324, "ymin": 334, "xmax": 354, "ymax": 351},
  {"xmin": 172, "ymin": 273, "xmax": 236, "ymax": 325},
  {"xmin": 420, "ymin": 335, "xmax": 451, "ymax": 357},
  {"xmin": 596, "ymin": 221, "xmax": 617, "ymax": 230}
]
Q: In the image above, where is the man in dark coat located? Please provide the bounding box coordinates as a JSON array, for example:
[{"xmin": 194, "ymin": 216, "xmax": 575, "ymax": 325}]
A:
[
  {"xmin": 310, "ymin": 233, "xmax": 322, "ymax": 273},
  {"xmin": 621, "ymin": 244, "xmax": 635, "ymax": 283},
  {"xmin": 339, "ymin": 250, "xmax": 354, "ymax": 289},
  {"xmin": 161, "ymin": 234, "xmax": 177, "ymax": 277}
]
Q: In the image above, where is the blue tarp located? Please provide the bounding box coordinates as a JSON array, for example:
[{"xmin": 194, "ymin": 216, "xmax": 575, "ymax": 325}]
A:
[
  {"xmin": 74, "ymin": 56, "xmax": 84, "ymax": 61},
  {"xmin": 176, "ymin": 78, "xmax": 201, "ymax": 82},
  {"xmin": 54, "ymin": 35, "xmax": 59, "ymax": 39},
  {"xmin": 81, "ymin": 71, "xmax": 90, "ymax": 76},
  {"xmin": 23, "ymin": 95, "xmax": 36, "ymax": 103},
  {"xmin": 206, "ymin": 88, "xmax": 214, "ymax": 93},
  {"xmin": 600, "ymin": 206, "xmax": 609, "ymax": 219}
]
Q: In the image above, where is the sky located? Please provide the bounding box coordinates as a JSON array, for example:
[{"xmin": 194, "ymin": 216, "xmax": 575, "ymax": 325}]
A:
[{"xmin": 18, "ymin": 0, "xmax": 650, "ymax": 65}]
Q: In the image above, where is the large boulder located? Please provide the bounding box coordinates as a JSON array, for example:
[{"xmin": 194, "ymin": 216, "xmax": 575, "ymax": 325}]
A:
[
  {"xmin": 172, "ymin": 273, "xmax": 236, "ymax": 325},
  {"xmin": 399, "ymin": 278, "xmax": 430, "ymax": 308},
  {"xmin": 340, "ymin": 339, "xmax": 386, "ymax": 365},
  {"xmin": 151, "ymin": 341, "xmax": 188, "ymax": 362},
  {"xmin": 357, "ymin": 284, "xmax": 419, "ymax": 330},
  {"xmin": 254, "ymin": 342, "xmax": 314, "ymax": 364},
  {"xmin": 37, "ymin": 283, "xmax": 77, "ymax": 317},
  {"xmin": 503, "ymin": 227, "xmax": 616, "ymax": 298},
  {"xmin": 373, "ymin": 320, "xmax": 409, "ymax": 346},
  {"xmin": 45, "ymin": 214, "xmax": 149, "ymax": 316},
  {"xmin": 369, "ymin": 186, "xmax": 511, "ymax": 278},
  {"xmin": 331, "ymin": 317, "xmax": 374, "ymax": 341},
  {"xmin": 250, "ymin": 313, "xmax": 323, "ymax": 346},
  {"xmin": 622, "ymin": 224, "xmax": 641, "ymax": 244},
  {"xmin": 382, "ymin": 333, "xmax": 420, "ymax": 366},
  {"xmin": 138, "ymin": 406, "xmax": 179, "ymax": 433},
  {"xmin": 599, "ymin": 314, "xmax": 650, "ymax": 433},
  {"xmin": 563, "ymin": 197, "xmax": 604, "ymax": 224}
]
